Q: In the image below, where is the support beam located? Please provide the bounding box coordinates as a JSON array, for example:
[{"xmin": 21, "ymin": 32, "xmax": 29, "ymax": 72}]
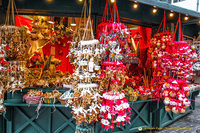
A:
[{"xmin": 131, "ymin": 0, "xmax": 200, "ymax": 18}]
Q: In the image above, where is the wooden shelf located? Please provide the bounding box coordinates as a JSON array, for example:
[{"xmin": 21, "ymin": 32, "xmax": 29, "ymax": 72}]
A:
[
  {"xmin": 4, "ymin": 100, "xmax": 67, "ymax": 108},
  {"xmin": 4, "ymin": 88, "xmax": 199, "ymax": 108},
  {"xmin": 3, "ymin": 99, "xmax": 157, "ymax": 108},
  {"xmin": 22, "ymin": 88, "xmax": 71, "ymax": 93}
]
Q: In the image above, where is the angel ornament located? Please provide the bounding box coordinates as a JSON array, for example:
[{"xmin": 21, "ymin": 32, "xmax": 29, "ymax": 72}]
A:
[{"xmin": 88, "ymin": 58, "xmax": 94, "ymax": 73}]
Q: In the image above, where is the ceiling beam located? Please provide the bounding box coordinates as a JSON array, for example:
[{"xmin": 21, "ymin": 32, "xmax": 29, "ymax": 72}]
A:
[{"xmin": 131, "ymin": 0, "xmax": 200, "ymax": 18}]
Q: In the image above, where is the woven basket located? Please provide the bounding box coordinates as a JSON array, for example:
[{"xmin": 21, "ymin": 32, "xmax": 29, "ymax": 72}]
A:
[
  {"xmin": 58, "ymin": 98, "xmax": 68, "ymax": 105},
  {"xmin": 138, "ymin": 95, "xmax": 149, "ymax": 100},
  {"xmin": 24, "ymin": 96, "xmax": 41, "ymax": 104},
  {"xmin": 43, "ymin": 98, "xmax": 58, "ymax": 104},
  {"xmin": 126, "ymin": 95, "xmax": 138, "ymax": 102}
]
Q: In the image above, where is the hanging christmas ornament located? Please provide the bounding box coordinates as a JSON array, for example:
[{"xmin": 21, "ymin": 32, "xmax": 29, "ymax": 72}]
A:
[
  {"xmin": 148, "ymin": 12, "xmax": 174, "ymax": 99},
  {"xmin": 96, "ymin": 0, "xmax": 131, "ymax": 130},
  {"xmin": 0, "ymin": 0, "xmax": 29, "ymax": 113},
  {"xmin": 0, "ymin": 0, "xmax": 28, "ymax": 61},
  {"xmin": 161, "ymin": 14, "xmax": 197, "ymax": 114},
  {"xmin": 68, "ymin": 1, "xmax": 103, "ymax": 131}
]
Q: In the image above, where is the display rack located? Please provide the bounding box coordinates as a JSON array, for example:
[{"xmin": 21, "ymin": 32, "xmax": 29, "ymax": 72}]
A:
[
  {"xmin": 1, "ymin": 88, "xmax": 199, "ymax": 133},
  {"xmin": 153, "ymin": 88, "xmax": 200, "ymax": 129}
]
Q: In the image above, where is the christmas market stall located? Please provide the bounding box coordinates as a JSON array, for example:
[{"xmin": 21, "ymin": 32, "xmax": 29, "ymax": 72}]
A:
[{"xmin": 0, "ymin": 0, "xmax": 200, "ymax": 133}]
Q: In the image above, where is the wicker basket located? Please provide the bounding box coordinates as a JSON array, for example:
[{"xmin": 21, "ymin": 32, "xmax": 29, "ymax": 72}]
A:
[
  {"xmin": 43, "ymin": 98, "xmax": 58, "ymax": 104},
  {"xmin": 58, "ymin": 98, "xmax": 68, "ymax": 105},
  {"xmin": 126, "ymin": 95, "xmax": 138, "ymax": 102},
  {"xmin": 148, "ymin": 95, "xmax": 152, "ymax": 99},
  {"xmin": 23, "ymin": 96, "xmax": 41, "ymax": 104},
  {"xmin": 138, "ymin": 95, "xmax": 149, "ymax": 100}
]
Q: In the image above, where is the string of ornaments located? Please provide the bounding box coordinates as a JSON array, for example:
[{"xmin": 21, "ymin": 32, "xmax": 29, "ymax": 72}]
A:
[
  {"xmin": 97, "ymin": 1, "xmax": 131, "ymax": 130},
  {"xmin": 148, "ymin": 31, "xmax": 173, "ymax": 99},
  {"xmin": 0, "ymin": 40, "xmax": 27, "ymax": 113},
  {"xmin": 161, "ymin": 15, "xmax": 198, "ymax": 113},
  {"xmin": 0, "ymin": 0, "xmax": 28, "ymax": 113},
  {"xmin": 147, "ymin": 12, "xmax": 174, "ymax": 99},
  {"xmin": 162, "ymin": 41, "xmax": 197, "ymax": 113},
  {"xmin": 149, "ymin": 14, "xmax": 197, "ymax": 113},
  {"xmin": 68, "ymin": 40, "xmax": 103, "ymax": 125},
  {"xmin": 99, "ymin": 62, "xmax": 131, "ymax": 130},
  {"xmin": 68, "ymin": 0, "xmax": 103, "ymax": 127}
]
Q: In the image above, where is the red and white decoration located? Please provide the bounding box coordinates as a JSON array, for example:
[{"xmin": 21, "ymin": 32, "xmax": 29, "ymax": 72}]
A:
[
  {"xmin": 100, "ymin": 91, "xmax": 131, "ymax": 130},
  {"xmin": 162, "ymin": 79, "xmax": 191, "ymax": 114}
]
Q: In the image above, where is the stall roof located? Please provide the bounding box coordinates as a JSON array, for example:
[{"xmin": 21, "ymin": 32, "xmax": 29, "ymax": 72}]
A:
[
  {"xmin": 1, "ymin": 0, "xmax": 199, "ymax": 26},
  {"xmin": 133, "ymin": 0, "xmax": 200, "ymax": 18}
]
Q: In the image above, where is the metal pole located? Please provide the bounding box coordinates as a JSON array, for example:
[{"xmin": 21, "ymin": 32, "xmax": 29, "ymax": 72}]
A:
[{"xmin": 197, "ymin": 0, "xmax": 199, "ymax": 12}]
